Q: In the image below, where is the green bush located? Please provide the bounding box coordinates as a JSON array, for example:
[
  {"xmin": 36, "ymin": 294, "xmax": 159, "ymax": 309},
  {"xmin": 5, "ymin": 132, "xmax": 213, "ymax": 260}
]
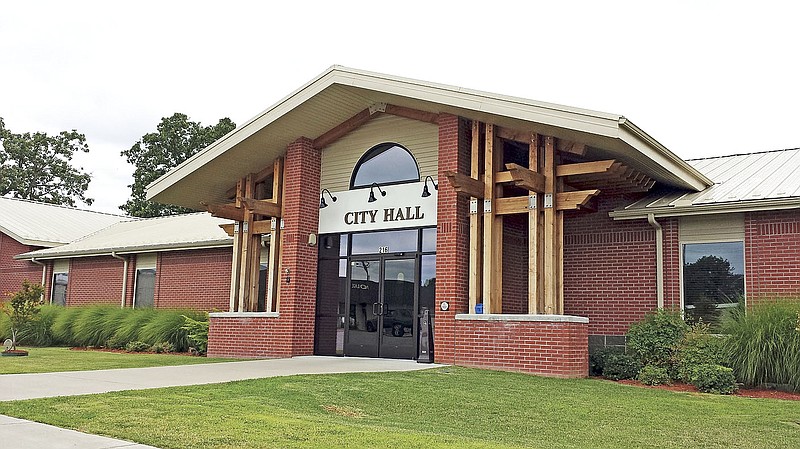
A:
[
  {"xmin": 589, "ymin": 346, "xmax": 624, "ymax": 376},
  {"xmin": 51, "ymin": 306, "xmax": 83, "ymax": 344},
  {"xmin": 111, "ymin": 308, "xmax": 158, "ymax": 345},
  {"xmin": 627, "ymin": 309, "xmax": 689, "ymax": 371},
  {"xmin": 150, "ymin": 341, "xmax": 175, "ymax": 353},
  {"xmin": 18, "ymin": 304, "xmax": 61, "ymax": 346},
  {"xmin": 139, "ymin": 310, "xmax": 204, "ymax": 352},
  {"xmin": 603, "ymin": 352, "xmax": 640, "ymax": 380},
  {"xmin": 125, "ymin": 341, "xmax": 150, "ymax": 352},
  {"xmin": 638, "ymin": 364, "xmax": 670, "ymax": 386},
  {"xmin": 71, "ymin": 306, "xmax": 128, "ymax": 347},
  {"xmin": 182, "ymin": 313, "xmax": 209, "ymax": 355},
  {"xmin": 675, "ymin": 322, "xmax": 728, "ymax": 382},
  {"xmin": 690, "ymin": 364, "xmax": 737, "ymax": 394},
  {"xmin": 721, "ymin": 301, "xmax": 800, "ymax": 392}
]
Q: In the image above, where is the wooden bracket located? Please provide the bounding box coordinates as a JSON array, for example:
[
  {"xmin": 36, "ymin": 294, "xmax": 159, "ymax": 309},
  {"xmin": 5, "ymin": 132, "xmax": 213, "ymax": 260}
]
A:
[
  {"xmin": 504, "ymin": 163, "xmax": 545, "ymax": 193},
  {"xmin": 444, "ymin": 171, "xmax": 485, "ymax": 199},
  {"xmin": 239, "ymin": 197, "xmax": 282, "ymax": 218}
]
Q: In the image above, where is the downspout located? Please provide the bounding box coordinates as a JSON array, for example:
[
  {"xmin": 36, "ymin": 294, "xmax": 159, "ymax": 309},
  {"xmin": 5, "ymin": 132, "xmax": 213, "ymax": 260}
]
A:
[
  {"xmin": 647, "ymin": 214, "xmax": 664, "ymax": 309},
  {"xmin": 111, "ymin": 252, "xmax": 128, "ymax": 308},
  {"xmin": 30, "ymin": 258, "xmax": 46, "ymax": 301}
]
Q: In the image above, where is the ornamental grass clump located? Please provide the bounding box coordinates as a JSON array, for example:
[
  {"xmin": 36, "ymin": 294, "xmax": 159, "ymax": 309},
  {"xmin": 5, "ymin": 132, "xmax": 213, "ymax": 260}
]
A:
[{"xmin": 721, "ymin": 300, "xmax": 800, "ymax": 392}]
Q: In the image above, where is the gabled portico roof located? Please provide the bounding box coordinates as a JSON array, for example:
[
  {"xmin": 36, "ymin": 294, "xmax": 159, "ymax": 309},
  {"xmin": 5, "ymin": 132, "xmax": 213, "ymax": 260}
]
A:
[{"xmin": 146, "ymin": 65, "xmax": 711, "ymax": 209}]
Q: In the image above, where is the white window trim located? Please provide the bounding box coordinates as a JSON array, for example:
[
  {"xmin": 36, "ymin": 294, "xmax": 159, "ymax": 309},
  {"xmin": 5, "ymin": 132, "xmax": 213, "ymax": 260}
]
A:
[
  {"xmin": 679, "ymin": 237, "xmax": 747, "ymax": 314},
  {"xmin": 50, "ymin": 272, "xmax": 69, "ymax": 306}
]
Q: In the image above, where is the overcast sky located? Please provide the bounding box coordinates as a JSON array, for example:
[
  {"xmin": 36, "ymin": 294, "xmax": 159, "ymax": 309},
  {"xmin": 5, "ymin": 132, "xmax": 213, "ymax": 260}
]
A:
[{"xmin": 1, "ymin": 1, "xmax": 797, "ymax": 214}]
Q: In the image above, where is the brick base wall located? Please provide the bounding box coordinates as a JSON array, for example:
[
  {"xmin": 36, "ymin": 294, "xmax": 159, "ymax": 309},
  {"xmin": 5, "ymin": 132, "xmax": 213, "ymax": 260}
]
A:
[
  {"xmin": 207, "ymin": 313, "xmax": 291, "ymax": 358},
  {"xmin": 454, "ymin": 315, "xmax": 589, "ymax": 378}
]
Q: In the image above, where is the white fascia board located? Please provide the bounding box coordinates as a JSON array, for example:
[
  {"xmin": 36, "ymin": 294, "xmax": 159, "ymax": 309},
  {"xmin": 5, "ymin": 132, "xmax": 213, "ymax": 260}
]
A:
[
  {"xmin": 14, "ymin": 241, "xmax": 232, "ymax": 261},
  {"xmin": 610, "ymin": 197, "xmax": 800, "ymax": 220},
  {"xmin": 618, "ymin": 119, "xmax": 712, "ymax": 191}
]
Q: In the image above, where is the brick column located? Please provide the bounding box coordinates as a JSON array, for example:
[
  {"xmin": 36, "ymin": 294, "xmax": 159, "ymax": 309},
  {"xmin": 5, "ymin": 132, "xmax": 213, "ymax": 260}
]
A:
[
  {"xmin": 279, "ymin": 137, "xmax": 321, "ymax": 355},
  {"xmin": 661, "ymin": 218, "xmax": 681, "ymax": 310},
  {"xmin": 434, "ymin": 115, "xmax": 471, "ymax": 364}
]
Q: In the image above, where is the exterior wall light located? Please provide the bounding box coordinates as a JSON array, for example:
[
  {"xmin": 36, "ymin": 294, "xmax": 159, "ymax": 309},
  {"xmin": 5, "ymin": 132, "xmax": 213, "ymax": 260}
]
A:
[
  {"xmin": 319, "ymin": 189, "xmax": 337, "ymax": 209},
  {"xmin": 421, "ymin": 176, "xmax": 438, "ymax": 197},
  {"xmin": 368, "ymin": 183, "xmax": 386, "ymax": 203}
]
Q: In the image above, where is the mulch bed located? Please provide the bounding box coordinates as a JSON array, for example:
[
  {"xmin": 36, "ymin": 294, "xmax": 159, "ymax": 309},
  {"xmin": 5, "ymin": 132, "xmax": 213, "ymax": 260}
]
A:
[{"xmin": 614, "ymin": 378, "xmax": 800, "ymax": 400}]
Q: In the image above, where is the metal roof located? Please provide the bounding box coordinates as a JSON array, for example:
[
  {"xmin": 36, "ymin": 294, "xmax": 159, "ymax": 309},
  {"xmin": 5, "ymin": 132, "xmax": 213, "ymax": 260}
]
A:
[
  {"xmin": 611, "ymin": 148, "xmax": 800, "ymax": 219},
  {"xmin": 16, "ymin": 212, "xmax": 233, "ymax": 259},
  {"xmin": 146, "ymin": 65, "xmax": 712, "ymax": 208},
  {"xmin": 0, "ymin": 196, "xmax": 129, "ymax": 247}
]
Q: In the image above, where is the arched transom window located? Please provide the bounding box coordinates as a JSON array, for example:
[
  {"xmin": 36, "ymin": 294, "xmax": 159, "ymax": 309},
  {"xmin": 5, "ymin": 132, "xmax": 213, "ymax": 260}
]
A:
[{"xmin": 350, "ymin": 142, "xmax": 420, "ymax": 189}]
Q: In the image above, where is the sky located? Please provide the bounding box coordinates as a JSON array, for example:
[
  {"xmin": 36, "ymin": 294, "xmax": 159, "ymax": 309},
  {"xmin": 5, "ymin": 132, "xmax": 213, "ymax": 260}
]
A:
[{"xmin": 1, "ymin": 1, "xmax": 797, "ymax": 214}]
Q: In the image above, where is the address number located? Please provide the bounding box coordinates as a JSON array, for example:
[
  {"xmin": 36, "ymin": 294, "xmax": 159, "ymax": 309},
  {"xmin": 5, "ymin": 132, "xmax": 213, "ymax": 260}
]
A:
[{"xmin": 378, "ymin": 246, "xmax": 389, "ymax": 254}]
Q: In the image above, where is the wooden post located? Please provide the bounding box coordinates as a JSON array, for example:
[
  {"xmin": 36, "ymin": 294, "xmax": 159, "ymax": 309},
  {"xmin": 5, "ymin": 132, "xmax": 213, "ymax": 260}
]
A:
[
  {"xmin": 228, "ymin": 222, "xmax": 242, "ymax": 312},
  {"xmin": 542, "ymin": 136, "xmax": 563, "ymax": 314},
  {"xmin": 528, "ymin": 133, "xmax": 543, "ymax": 314},
  {"xmin": 237, "ymin": 174, "xmax": 255, "ymax": 311},
  {"xmin": 482, "ymin": 124, "xmax": 503, "ymax": 314},
  {"xmin": 469, "ymin": 120, "xmax": 483, "ymax": 314},
  {"xmin": 265, "ymin": 159, "xmax": 283, "ymax": 313}
]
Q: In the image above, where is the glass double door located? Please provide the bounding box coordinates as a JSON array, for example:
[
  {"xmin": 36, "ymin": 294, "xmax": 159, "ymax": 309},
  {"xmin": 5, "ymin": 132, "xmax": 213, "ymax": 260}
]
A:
[{"xmin": 345, "ymin": 257, "xmax": 416, "ymax": 359}]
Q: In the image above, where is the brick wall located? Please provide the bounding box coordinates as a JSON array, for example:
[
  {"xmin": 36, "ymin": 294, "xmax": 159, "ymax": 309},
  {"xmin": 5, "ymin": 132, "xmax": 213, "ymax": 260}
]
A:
[
  {"xmin": 207, "ymin": 314, "xmax": 290, "ymax": 358},
  {"xmin": 502, "ymin": 214, "xmax": 528, "ymax": 313},
  {"xmin": 66, "ymin": 256, "xmax": 124, "ymax": 306},
  {"xmin": 155, "ymin": 248, "xmax": 232, "ymax": 310},
  {"xmin": 0, "ymin": 232, "xmax": 44, "ymax": 297},
  {"xmin": 745, "ymin": 209, "xmax": 800, "ymax": 300},
  {"xmin": 454, "ymin": 315, "xmax": 588, "ymax": 378},
  {"xmin": 563, "ymin": 194, "xmax": 658, "ymax": 336},
  {"xmin": 433, "ymin": 115, "xmax": 471, "ymax": 364},
  {"xmin": 661, "ymin": 218, "xmax": 681, "ymax": 309}
]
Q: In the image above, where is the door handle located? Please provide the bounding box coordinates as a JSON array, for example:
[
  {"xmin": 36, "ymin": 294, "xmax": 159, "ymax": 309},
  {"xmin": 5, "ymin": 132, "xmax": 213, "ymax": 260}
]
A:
[{"xmin": 372, "ymin": 302, "xmax": 384, "ymax": 316}]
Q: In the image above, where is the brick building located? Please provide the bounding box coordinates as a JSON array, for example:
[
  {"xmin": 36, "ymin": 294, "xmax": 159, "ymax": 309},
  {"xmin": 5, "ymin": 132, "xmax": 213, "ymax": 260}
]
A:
[
  {"xmin": 0, "ymin": 197, "xmax": 127, "ymax": 298},
  {"xmin": 133, "ymin": 66, "xmax": 800, "ymax": 377},
  {"xmin": 17, "ymin": 213, "xmax": 235, "ymax": 310}
]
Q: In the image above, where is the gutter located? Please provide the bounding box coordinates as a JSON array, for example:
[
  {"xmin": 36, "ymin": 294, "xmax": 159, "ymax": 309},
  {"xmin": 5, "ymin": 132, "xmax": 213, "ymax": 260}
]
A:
[
  {"xmin": 647, "ymin": 214, "xmax": 664, "ymax": 309},
  {"xmin": 29, "ymin": 258, "xmax": 47, "ymax": 300},
  {"xmin": 14, "ymin": 242, "xmax": 233, "ymax": 261},
  {"xmin": 610, "ymin": 197, "xmax": 800, "ymax": 220},
  {"xmin": 110, "ymin": 252, "xmax": 128, "ymax": 308}
]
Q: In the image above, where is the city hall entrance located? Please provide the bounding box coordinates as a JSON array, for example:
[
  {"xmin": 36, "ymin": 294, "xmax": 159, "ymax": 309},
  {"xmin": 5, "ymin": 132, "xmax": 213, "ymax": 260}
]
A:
[{"xmin": 314, "ymin": 228, "xmax": 437, "ymax": 359}]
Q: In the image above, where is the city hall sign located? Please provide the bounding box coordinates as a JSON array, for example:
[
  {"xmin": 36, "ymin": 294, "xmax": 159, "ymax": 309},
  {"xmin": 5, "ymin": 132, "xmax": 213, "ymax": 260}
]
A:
[{"xmin": 318, "ymin": 181, "xmax": 437, "ymax": 234}]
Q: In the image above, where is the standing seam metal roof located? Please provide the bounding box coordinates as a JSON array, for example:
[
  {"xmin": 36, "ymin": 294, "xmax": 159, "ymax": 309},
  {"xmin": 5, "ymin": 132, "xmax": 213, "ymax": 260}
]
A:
[{"xmin": 0, "ymin": 197, "xmax": 129, "ymax": 247}]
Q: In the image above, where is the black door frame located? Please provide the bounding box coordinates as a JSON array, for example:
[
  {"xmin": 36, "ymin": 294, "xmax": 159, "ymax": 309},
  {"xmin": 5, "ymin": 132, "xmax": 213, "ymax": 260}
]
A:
[{"xmin": 344, "ymin": 254, "xmax": 420, "ymax": 359}]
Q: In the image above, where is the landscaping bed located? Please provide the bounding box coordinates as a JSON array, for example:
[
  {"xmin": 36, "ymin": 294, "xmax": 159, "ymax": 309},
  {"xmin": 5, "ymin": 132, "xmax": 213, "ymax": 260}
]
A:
[{"xmin": 615, "ymin": 378, "xmax": 800, "ymax": 401}]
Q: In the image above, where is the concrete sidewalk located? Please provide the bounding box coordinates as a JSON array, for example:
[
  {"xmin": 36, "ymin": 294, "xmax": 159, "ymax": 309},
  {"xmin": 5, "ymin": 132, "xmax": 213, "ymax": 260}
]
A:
[{"xmin": 0, "ymin": 356, "xmax": 443, "ymax": 448}]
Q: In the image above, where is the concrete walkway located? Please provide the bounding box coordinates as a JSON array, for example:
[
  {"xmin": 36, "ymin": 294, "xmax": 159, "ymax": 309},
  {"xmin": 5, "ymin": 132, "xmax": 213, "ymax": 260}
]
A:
[{"xmin": 0, "ymin": 356, "xmax": 442, "ymax": 448}]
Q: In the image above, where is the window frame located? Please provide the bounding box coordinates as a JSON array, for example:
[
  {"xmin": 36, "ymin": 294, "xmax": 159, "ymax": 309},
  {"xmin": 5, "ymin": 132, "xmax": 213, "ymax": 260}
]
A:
[
  {"xmin": 349, "ymin": 142, "xmax": 420, "ymax": 189},
  {"xmin": 133, "ymin": 267, "xmax": 156, "ymax": 309},
  {"xmin": 51, "ymin": 272, "xmax": 68, "ymax": 306},
  {"xmin": 679, "ymin": 237, "xmax": 747, "ymax": 320}
]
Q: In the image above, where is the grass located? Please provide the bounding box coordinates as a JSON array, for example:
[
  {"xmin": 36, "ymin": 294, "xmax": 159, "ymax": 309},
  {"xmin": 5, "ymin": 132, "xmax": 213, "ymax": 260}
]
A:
[
  {"xmin": 0, "ymin": 347, "xmax": 233, "ymax": 374},
  {"xmin": 0, "ymin": 367, "xmax": 798, "ymax": 448}
]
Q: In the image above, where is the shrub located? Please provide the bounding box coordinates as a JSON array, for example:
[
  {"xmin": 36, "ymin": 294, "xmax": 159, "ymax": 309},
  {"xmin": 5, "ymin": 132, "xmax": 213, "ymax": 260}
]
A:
[
  {"xmin": 150, "ymin": 341, "xmax": 175, "ymax": 353},
  {"xmin": 603, "ymin": 352, "xmax": 640, "ymax": 380},
  {"xmin": 690, "ymin": 364, "xmax": 737, "ymax": 394},
  {"xmin": 638, "ymin": 364, "xmax": 670, "ymax": 386},
  {"xmin": 182, "ymin": 313, "xmax": 209, "ymax": 355},
  {"xmin": 71, "ymin": 306, "xmax": 128, "ymax": 347},
  {"xmin": 139, "ymin": 310, "xmax": 203, "ymax": 352},
  {"xmin": 675, "ymin": 322, "xmax": 728, "ymax": 383},
  {"xmin": 51, "ymin": 306, "xmax": 83, "ymax": 344},
  {"xmin": 125, "ymin": 341, "xmax": 150, "ymax": 352},
  {"xmin": 627, "ymin": 309, "xmax": 689, "ymax": 370},
  {"xmin": 18, "ymin": 304, "xmax": 62, "ymax": 346},
  {"xmin": 111, "ymin": 308, "xmax": 158, "ymax": 346},
  {"xmin": 721, "ymin": 301, "xmax": 800, "ymax": 392},
  {"xmin": 589, "ymin": 346, "xmax": 624, "ymax": 376}
]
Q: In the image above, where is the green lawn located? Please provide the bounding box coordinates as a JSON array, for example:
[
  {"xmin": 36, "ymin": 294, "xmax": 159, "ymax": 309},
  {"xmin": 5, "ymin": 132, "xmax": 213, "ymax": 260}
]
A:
[
  {"xmin": 0, "ymin": 366, "xmax": 797, "ymax": 448},
  {"xmin": 0, "ymin": 347, "xmax": 233, "ymax": 374}
]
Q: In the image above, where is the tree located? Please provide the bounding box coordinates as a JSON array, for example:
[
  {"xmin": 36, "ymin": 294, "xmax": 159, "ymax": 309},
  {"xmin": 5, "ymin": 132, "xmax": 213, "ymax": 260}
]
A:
[
  {"xmin": 0, "ymin": 117, "xmax": 93, "ymax": 206},
  {"xmin": 120, "ymin": 113, "xmax": 235, "ymax": 217},
  {"xmin": 683, "ymin": 255, "xmax": 744, "ymax": 324},
  {"xmin": 2, "ymin": 280, "xmax": 44, "ymax": 352}
]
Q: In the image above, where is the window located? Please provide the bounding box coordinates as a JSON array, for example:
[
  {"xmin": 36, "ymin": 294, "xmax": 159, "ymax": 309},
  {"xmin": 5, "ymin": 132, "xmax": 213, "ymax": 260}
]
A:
[
  {"xmin": 350, "ymin": 143, "xmax": 420, "ymax": 188},
  {"xmin": 682, "ymin": 241, "xmax": 744, "ymax": 325},
  {"xmin": 134, "ymin": 254, "xmax": 157, "ymax": 308},
  {"xmin": 51, "ymin": 272, "xmax": 68, "ymax": 306}
]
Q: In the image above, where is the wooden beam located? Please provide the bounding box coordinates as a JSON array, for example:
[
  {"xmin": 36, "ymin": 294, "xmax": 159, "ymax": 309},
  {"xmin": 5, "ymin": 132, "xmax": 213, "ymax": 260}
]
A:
[
  {"xmin": 205, "ymin": 203, "xmax": 244, "ymax": 221},
  {"xmin": 239, "ymin": 197, "xmax": 282, "ymax": 218},
  {"xmin": 312, "ymin": 108, "xmax": 376, "ymax": 150},
  {"xmin": 225, "ymin": 163, "xmax": 275, "ymax": 199},
  {"xmin": 271, "ymin": 157, "xmax": 283, "ymax": 205},
  {"xmin": 482, "ymin": 124, "xmax": 503, "ymax": 314},
  {"xmin": 543, "ymin": 136, "xmax": 558, "ymax": 314},
  {"xmin": 496, "ymin": 127, "xmax": 532, "ymax": 144},
  {"xmin": 556, "ymin": 160, "xmax": 616, "ymax": 177},
  {"xmin": 384, "ymin": 104, "xmax": 439, "ymax": 124},
  {"xmin": 557, "ymin": 190, "xmax": 601, "ymax": 210},
  {"xmin": 469, "ymin": 120, "xmax": 483, "ymax": 314},
  {"xmin": 266, "ymin": 218, "xmax": 280, "ymax": 313},
  {"xmin": 505, "ymin": 163, "xmax": 545, "ymax": 193},
  {"xmin": 219, "ymin": 223, "xmax": 234, "ymax": 236},
  {"xmin": 528, "ymin": 133, "xmax": 543, "ymax": 315},
  {"xmin": 557, "ymin": 140, "xmax": 587, "ymax": 156},
  {"xmin": 228, "ymin": 222, "xmax": 242, "ymax": 312},
  {"xmin": 238, "ymin": 174, "xmax": 255, "ymax": 311},
  {"xmin": 445, "ymin": 171, "xmax": 485, "ymax": 199}
]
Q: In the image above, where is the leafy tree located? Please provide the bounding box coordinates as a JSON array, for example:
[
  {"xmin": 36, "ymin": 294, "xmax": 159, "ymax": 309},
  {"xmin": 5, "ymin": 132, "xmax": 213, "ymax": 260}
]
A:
[
  {"xmin": 0, "ymin": 117, "xmax": 93, "ymax": 206},
  {"xmin": 2, "ymin": 280, "xmax": 44, "ymax": 352},
  {"xmin": 120, "ymin": 113, "xmax": 235, "ymax": 217}
]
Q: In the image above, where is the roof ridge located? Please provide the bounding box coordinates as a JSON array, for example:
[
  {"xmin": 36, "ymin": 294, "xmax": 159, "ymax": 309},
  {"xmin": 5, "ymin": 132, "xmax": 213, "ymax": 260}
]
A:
[
  {"xmin": 0, "ymin": 195, "xmax": 130, "ymax": 218},
  {"xmin": 686, "ymin": 147, "xmax": 800, "ymax": 162}
]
